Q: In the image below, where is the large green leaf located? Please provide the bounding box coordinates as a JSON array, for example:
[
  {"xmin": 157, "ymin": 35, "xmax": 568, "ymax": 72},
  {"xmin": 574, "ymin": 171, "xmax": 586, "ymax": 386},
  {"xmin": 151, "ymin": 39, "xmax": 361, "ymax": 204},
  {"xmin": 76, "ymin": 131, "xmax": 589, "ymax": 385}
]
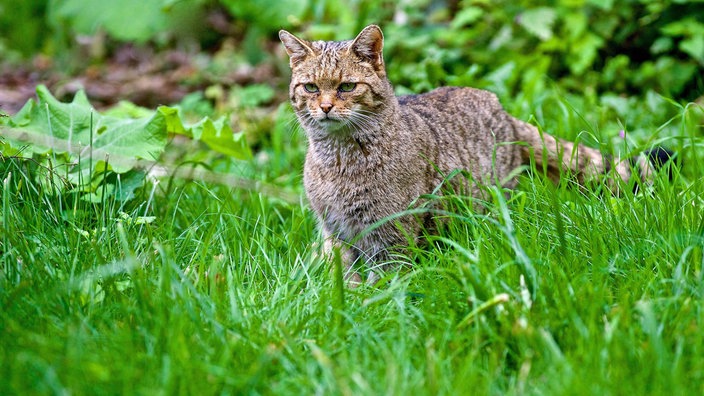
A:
[
  {"xmin": 158, "ymin": 106, "xmax": 251, "ymax": 160},
  {"xmin": 1, "ymin": 85, "xmax": 252, "ymax": 166},
  {"xmin": 0, "ymin": 85, "xmax": 253, "ymax": 202},
  {"xmin": 1, "ymin": 85, "xmax": 167, "ymax": 173}
]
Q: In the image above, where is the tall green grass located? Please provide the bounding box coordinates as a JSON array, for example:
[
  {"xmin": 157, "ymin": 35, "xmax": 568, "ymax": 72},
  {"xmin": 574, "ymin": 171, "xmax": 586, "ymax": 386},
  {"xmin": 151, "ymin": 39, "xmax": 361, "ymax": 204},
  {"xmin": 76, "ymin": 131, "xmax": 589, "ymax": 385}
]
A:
[{"xmin": 1, "ymin": 93, "xmax": 703, "ymax": 395}]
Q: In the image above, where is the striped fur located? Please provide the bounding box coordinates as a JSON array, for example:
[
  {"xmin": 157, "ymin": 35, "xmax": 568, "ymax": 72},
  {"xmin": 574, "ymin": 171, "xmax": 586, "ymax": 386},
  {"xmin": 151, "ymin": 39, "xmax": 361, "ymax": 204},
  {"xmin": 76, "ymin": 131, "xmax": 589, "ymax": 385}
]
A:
[{"xmin": 280, "ymin": 25, "xmax": 661, "ymax": 285}]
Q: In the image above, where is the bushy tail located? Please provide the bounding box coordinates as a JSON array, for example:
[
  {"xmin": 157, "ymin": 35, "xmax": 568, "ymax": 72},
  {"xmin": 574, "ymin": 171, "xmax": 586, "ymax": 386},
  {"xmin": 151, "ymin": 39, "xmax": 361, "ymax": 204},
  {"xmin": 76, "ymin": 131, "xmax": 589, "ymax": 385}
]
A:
[{"xmin": 513, "ymin": 119, "xmax": 676, "ymax": 191}]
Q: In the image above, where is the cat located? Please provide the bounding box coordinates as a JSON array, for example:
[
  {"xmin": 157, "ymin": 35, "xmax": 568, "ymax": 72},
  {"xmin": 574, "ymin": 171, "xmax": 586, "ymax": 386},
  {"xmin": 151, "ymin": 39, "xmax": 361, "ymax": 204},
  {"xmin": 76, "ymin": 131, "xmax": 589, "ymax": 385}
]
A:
[{"xmin": 279, "ymin": 24, "xmax": 673, "ymax": 285}]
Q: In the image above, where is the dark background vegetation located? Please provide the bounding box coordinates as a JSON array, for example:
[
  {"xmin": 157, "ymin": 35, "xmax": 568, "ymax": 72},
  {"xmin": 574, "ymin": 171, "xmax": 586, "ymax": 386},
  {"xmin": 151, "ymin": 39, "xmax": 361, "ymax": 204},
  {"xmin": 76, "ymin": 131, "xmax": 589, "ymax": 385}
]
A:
[{"xmin": 2, "ymin": 0, "xmax": 702, "ymax": 114}]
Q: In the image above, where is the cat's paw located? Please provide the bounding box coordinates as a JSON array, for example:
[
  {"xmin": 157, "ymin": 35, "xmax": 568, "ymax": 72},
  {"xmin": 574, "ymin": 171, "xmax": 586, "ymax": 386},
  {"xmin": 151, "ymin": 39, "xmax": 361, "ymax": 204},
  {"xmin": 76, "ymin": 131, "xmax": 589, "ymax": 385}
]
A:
[{"xmin": 346, "ymin": 271, "xmax": 364, "ymax": 288}]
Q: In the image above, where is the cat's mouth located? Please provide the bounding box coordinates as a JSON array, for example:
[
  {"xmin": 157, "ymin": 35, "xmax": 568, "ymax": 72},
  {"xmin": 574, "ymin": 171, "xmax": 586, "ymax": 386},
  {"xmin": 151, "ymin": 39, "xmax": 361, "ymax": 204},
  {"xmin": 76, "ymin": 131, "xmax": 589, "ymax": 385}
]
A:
[{"xmin": 315, "ymin": 116, "xmax": 348, "ymax": 132}]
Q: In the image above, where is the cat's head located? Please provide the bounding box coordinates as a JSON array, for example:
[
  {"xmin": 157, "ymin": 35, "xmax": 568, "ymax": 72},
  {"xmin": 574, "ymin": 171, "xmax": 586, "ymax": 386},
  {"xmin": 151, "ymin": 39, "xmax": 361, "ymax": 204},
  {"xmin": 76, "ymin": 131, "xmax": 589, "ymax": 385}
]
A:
[{"xmin": 279, "ymin": 25, "xmax": 393, "ymax": 137}]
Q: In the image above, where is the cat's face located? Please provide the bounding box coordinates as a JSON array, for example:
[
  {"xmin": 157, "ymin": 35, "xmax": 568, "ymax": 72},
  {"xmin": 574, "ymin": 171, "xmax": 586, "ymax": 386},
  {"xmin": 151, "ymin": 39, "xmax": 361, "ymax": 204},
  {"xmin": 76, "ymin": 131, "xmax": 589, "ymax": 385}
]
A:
[{"xmin": 280, "ymin": 25, "xmax": 392, "ymax": 137}]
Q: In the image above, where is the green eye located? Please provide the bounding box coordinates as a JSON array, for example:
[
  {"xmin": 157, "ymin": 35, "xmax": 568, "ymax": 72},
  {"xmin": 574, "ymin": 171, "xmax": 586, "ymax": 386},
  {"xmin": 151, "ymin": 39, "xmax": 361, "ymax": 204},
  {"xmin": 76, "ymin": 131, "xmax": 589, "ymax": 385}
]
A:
[
  {"xmin": 338, "ymin": 82, "xmax": 357, "ymax": 92},
  {"xmin": 303, "ymin": 83, "xmax": 319, "ymax": 93}
]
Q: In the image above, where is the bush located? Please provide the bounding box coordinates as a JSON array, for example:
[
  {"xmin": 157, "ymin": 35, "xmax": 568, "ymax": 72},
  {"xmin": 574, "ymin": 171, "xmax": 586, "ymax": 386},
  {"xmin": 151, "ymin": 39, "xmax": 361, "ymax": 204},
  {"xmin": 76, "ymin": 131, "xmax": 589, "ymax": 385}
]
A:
[{"xmin": 3, "ymin": 1, "xmax": 701, "ymax": 100}]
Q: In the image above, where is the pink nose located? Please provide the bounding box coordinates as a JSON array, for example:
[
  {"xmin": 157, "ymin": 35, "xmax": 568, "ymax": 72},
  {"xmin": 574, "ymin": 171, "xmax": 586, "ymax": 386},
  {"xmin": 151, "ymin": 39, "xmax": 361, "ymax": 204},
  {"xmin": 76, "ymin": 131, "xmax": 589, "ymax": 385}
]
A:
[{"xmin": 320, "ymin": 103, "xmax": 333, "ymax": 113}]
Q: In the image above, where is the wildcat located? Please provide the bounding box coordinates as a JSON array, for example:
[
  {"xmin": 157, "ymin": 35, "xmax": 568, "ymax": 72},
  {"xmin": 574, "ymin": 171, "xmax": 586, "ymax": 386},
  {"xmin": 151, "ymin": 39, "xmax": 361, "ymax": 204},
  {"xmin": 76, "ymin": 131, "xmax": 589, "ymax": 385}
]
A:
[{"xmin": 279, "ymin": 25, "xmax": 672, "ymax": 285}]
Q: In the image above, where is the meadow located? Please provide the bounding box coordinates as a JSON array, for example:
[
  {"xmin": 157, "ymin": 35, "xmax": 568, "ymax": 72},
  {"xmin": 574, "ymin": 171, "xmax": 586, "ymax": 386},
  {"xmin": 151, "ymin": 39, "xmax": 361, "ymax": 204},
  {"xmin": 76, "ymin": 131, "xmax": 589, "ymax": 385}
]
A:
[
  {"xmin": 3, "ymin": 85, "xmax": 703, "ymax": 395},
  {"xmin": 2, "ymin": 1, "xmax": 704, "ymax": 394}
]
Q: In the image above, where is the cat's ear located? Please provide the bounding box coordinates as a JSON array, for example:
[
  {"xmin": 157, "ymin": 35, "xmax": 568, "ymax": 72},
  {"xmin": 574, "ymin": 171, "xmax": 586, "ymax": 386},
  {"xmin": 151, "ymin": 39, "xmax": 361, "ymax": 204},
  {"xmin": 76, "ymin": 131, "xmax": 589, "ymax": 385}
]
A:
[
  {"xmin": 279, "ymin": 30, "xmax": 315, "ymax": 67},
  {"xmin": 350, "ymin": 25, "xmax": 385, "ymax": 73}
]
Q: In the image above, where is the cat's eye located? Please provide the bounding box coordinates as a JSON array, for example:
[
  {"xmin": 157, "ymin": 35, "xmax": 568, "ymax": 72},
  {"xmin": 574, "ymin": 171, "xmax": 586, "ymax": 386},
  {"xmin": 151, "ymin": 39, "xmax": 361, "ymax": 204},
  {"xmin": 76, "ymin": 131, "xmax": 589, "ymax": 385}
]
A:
[
  {"xmin": 303, "ymin": 83, "xmax": 319, "ymax": 93},
  {"xmin": 338, "ymin": 82, "xmax": 357, "ymax": 92}
]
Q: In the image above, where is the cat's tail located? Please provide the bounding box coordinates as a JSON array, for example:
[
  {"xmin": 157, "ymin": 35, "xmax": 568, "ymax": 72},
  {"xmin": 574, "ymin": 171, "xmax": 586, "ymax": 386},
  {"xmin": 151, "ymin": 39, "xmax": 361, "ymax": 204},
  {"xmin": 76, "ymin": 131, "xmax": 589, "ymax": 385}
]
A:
[{"xmin": 513, "ymin": 120, "xmax": 677, "ymax": 191}]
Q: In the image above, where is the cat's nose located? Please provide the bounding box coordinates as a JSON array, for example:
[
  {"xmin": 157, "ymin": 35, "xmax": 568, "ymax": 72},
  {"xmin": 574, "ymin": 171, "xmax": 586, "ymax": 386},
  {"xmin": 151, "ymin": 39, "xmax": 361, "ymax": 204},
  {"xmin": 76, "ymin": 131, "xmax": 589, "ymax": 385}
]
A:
[{"xmin": 320, "ymin": 102, "xmax": 333, "ymax": 113}]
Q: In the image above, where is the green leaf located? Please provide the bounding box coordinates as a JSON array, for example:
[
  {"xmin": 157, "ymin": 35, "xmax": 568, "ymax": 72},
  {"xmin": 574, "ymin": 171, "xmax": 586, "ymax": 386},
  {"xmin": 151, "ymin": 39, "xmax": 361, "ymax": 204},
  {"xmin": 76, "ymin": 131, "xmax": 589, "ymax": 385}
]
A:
[
  {"xmin": 103, "ymin": 101, "xmax": 156, "ymax": 119},
  {"xmin": 82, "ymin": 183, "xmax": 115, "ymax": 203},
  {"xmin": 600, "ymin": 94, "xmax": 631, "ymax": 117},
  {"xmin": 680, "ymin": 35, "xmax": 704, "ymax": 64},
  {"xmin": 1, "ymin": 86, "xmax": 253, "ymax": 202},
  {"xmin": 114, "ymin": 171, "xmax": 147, "ymax": 202},
  {"xmin": 236, "ymin": 84, "xmax": 276, "ymax": 108},
  {"xmin": 568, "ymin": 33, "xmax": 604, "ymax": 75},
  {"xmin": 650, "ymin": 37, "xmax": 673, "ymax": 54},
  {"xmin": 158, "ymin": 106, "xmax": 252, "ymax": 160},
  {"xmin": 193, "ymin": 117, "xmax": 251, "ymax": 160},
  {"xmin": 3, "ymin": 85, "xmax": 167, "ymax": 172},
  {"xmin": 450, "ymin": 6, "xmax": 484, "ymax": 29},
  {"xmin": 661, "ymin": 18, "xmax": 704, "ymax": 37},
  {"xmin": 158, "ymin": 106, "xmax": 190, "ymax": 137},
  {"xmin": 654, "ymin": 57, "xmax": 697, "ymax": 95},
  {"xmin": 517, "ymin": 8, "xmax": 557, "ymax": 41}
]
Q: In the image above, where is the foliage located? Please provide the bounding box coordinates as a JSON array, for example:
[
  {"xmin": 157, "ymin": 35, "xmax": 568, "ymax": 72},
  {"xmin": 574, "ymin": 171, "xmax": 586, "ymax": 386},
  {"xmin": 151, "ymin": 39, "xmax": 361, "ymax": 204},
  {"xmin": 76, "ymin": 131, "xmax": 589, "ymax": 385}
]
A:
[
  {"xmin": 3, "ymin": 1, "xmax": 702, "ymax": 101},
  {"xmin": 0, "ymin": 85, "xmax": 251, "ymax": 202},
  {"xmin": 48, "ymin": 0, "xmax": 208, "ymax": 44},
  {"xmin": 0, "ymin": 0, "xmax": 209, "ymax": 63},
  {"xmin": 0, "ymin": 0, "xmax": 49, "ymax": 59},
  {"xmin": 373, "ymin": 0, "xmax": 704, "ymax": 101},
  {"xmin": 1, "ymin": 0, "xmax": 704, "ymax": 395}
]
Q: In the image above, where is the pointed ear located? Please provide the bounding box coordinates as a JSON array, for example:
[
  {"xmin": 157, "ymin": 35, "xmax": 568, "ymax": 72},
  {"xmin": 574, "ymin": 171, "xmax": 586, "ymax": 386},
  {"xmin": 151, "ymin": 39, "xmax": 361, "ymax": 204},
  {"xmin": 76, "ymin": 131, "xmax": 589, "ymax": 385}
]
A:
[
  {"xmin": 349, "ymin": 25, "xmax": 385, "ymax": 72},
  {"xmin": 279, "ymin": 30, "xmax": 315, "ymax": 67}
]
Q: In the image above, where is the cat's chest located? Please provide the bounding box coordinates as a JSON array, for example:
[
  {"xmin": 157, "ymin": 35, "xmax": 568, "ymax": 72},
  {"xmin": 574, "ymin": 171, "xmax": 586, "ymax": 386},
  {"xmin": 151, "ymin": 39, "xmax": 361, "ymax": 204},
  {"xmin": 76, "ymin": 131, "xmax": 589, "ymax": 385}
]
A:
[
  {"xmin": 303, "ymin": 151, "xmax": 412, "ymax": 232},
  {"xmin": 304, "ymin": 153, "xmax": 386, "ymax": 210}
]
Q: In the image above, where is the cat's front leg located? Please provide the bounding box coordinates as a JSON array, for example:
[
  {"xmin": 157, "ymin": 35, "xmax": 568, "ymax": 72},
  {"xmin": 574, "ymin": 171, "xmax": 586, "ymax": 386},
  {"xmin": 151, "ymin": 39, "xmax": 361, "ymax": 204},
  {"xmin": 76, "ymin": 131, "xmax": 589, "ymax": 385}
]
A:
[
  {"xmin": 355, "ymin": 226, "xmax": 412, "ymax": 285},
  {"xmin": 321, "ymin": 230, "xmax": 364, "ymax": 287}
]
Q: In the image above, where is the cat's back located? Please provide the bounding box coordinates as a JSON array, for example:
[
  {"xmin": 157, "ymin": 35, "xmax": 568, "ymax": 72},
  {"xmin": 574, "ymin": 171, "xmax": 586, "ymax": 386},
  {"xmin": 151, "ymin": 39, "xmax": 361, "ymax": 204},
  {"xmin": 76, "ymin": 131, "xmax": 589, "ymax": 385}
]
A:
[
  {"xmin": 398, "ymin": 86, "xmax": 505, "ymax": 123},
  {"xmin": 397, "ymin": 86, "xmax": 521, "ymax": 187}
]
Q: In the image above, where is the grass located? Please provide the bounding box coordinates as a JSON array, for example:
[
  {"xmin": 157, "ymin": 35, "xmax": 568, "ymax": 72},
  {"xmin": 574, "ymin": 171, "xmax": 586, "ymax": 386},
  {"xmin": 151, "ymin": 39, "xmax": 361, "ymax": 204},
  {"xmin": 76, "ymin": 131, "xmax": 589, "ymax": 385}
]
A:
[{"xmin": 1, "ymin": 89, "xmax": 703, "ymax": 395}]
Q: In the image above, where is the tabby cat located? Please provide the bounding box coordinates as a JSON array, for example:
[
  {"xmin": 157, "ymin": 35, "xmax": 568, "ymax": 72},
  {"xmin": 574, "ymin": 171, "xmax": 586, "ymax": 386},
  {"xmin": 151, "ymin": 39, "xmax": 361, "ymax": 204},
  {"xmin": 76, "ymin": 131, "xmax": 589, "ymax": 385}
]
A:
[{"xmin": 279, "ymin": 25, "xmax": 672, "ymax": 285}]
